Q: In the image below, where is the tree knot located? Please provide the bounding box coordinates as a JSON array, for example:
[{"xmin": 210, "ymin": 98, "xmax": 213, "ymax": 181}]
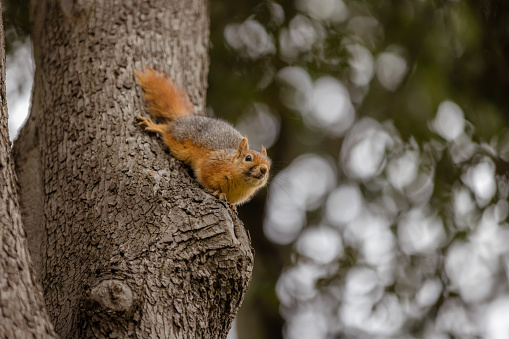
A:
[{"xmin": 89, "ymin": 279, "xmax": 134, "ymax": 313}]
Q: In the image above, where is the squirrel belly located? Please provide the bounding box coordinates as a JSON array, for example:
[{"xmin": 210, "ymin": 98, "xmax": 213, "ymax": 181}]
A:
[{"xmin": 135, "ymin": 68, "xmax": 271, "ymax": 207}]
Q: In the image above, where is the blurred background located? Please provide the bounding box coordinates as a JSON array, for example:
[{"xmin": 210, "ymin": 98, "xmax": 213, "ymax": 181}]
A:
[{"xmin": 5, "ymin": 0, "xmax": 509, "ymax": 338}]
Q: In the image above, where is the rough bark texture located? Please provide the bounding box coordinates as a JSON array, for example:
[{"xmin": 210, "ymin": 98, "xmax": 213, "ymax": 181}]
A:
[
  {"xmin": 0, "ymin": 2, "xmax": 58, "ymax": 337},
  {"xmin": 13, "ymin": 0, "xmax": 254, "ymax": 338}
]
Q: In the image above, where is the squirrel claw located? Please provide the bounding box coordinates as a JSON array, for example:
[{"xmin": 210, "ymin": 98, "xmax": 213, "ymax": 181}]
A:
[
  {"xmin": 213, "ymin": 190, "xmax": 227, "ymax": 201},
  {"xmin": 136, "ymin": 115, "xmax": 151, "ymax": 127},
  {"xmin": 136, "ymin": 116, "xmax": 166, "ymax": 134}
]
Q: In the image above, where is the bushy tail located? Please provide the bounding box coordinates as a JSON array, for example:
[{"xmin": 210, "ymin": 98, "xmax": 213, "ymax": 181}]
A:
[{"xmin": 135, "ymin": 68, "xmax": 193, "ymax": 120}]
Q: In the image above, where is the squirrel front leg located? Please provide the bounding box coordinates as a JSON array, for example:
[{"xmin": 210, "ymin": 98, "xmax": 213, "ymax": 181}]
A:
[
  {"xmin": 213, "ymin": 190, "xmax": 227, "ymax": 201},
  {"xmin": 136, "ymin": 115, "xmax": 167, "ymax": 135},
  {"xmin": 212, "ymin": 190, "xmax": 237, "ymax": 212}
]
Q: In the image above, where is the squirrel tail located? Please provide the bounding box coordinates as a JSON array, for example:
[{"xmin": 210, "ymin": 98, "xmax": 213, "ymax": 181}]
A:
[{"xmin": 135, "ymin": 68, "xmax": 193, "ymax": 120}]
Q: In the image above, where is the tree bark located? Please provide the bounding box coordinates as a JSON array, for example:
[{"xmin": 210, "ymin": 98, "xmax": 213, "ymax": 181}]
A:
[
  {"xmin": 14, "ymin": 0, "xmax": 253, "ymax": 338},
  {"xmin": 0, "ymin": 1, "xmax": 57, "ymax": 337}
]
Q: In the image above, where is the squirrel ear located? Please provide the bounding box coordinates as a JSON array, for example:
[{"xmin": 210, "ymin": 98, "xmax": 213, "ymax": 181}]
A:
[
  {"xmin": 238, "ymin": 137, "xmax": 249, "ymax": 153},
  {"xmin": 261, "ymin": 146, "xmax": 267, "ymax": 156},
  {"xmin": 234, "ymin": 137, "xmax": 249, "ymax": 159}
]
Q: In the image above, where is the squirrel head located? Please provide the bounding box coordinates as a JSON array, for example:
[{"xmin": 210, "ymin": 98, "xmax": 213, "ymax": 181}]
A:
[{"xmin": 233, "ymin": 137, "xmax": 271, "ymax": 188}]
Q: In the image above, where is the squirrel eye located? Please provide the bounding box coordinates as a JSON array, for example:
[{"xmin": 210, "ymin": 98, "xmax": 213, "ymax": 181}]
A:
[{"xmin": 245, "ymin": 155, "xmax": 252, "ymax": 162}]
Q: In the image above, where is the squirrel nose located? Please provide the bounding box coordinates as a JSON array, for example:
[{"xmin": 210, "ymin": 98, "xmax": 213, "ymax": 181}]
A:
[{"xmin": 260, "ymin": 165, "xmax": 267, "ymax": 175}]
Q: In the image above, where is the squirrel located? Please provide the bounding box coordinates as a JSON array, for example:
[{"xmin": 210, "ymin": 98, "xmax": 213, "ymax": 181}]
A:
[{"xmin": 135, "ymin": 68, "xmax": 271, "ymax": 209}]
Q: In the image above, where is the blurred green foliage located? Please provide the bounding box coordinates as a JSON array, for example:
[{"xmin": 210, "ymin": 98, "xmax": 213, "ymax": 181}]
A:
[{"xmin": 209, "ymin": 1, "xmax": 509, "ymax": 338}]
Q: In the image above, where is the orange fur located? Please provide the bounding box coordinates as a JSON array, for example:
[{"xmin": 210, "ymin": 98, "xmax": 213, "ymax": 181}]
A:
[
  {"xmin": 199, "ymin": 155, "xmax": 268, "ymax": 205},
  {"xmin": 160, "ymin": 133, "xmax": 268, "ymax": 205},
  {"xmin": 135, "ymin": 68, "xmax": 193, "ymax": 120},
  {"xmin": 161, "ymin": 136, "xmax": 211, "ymax": 175},
  {"xmin": 160, "ymin": 134, "xmax": 268, "ymax": 205}
]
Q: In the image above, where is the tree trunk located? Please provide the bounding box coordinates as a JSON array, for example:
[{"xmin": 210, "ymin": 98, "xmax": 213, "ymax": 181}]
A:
[
  {"xmin": 0, "ymin": 1, "xmax": 57, "ymax": 337},
  {"xmin": 13, "ymin": 0, "xmax": 253, "ymax": 338}
]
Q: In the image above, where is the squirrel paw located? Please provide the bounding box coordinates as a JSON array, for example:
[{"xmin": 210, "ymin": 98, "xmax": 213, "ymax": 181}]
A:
[
  {"xmin": 136, "ymin": 115, "xmax": 153, "ymax": 129},
  {"xmin": 136, "ymin": 115, "xmax": 166, "ymax": 134},
  {"xmin": 213, "ymin": 191, "xmax": 237, "ymax": 212},
  {"xmin": 136, "ymin": 115, "xmax": 150, "ymax": 124},
  {"xmin": 213, "ymin": 190, "xmax": 227, "ymax": 201}
]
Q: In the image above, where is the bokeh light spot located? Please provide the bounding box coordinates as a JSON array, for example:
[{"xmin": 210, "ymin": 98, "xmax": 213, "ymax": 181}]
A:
[
  {"xmin": 341, "ymin": 118, "xmax": 393, "ymax": 180},
  {"xmin": 237, "ymin": 103, "xmax": 281, "ymax": 149},
  {"xmin": 398, "ymin": 208, "xmax": 446, "ymax": 255},
  {"xmin": 296, "ymin": 226, "xmax": 343, "ymax": 264},
  {"xmin": 433, "ymin": 101, "xmax": 465, "ymax": 141},
  {"xmin": 265, "ymin": 154, "xmax": 337, "ymax": 244},
  {"xmin": 326, "ymin": 184, "xmax": 363, "ymax": 225},
  {"xmin": 347, "ymin": 43, "xmax": 375, "ymax": 87},
  {"xmin": 463, "ymin": 159, "xmax": 496, "ymax": 205},
  {"xmin": 296, "ymin": 0, "xmax": 349, "ymax": 23},
  {"xmin": 376, "ymin": 50, "xmax": 407, "ymax": 91},
  {"xmin": 308, "ymin": 76, "xmax": 355, "ymax": 136},
  {"xmin": 224, "ymin": 19, "xmax": 275, "ymax": 59}
]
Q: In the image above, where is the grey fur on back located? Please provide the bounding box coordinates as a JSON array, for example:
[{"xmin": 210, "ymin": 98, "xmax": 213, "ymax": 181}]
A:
[{"xmin": 170, "ymin": 116, "xmax": 244, "ymax": 150}]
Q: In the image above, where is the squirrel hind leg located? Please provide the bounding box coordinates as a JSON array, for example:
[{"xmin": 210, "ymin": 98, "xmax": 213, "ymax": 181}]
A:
[{"xmin": 136, "ymin": 115, "xmax": 167, "ymax": 134}]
